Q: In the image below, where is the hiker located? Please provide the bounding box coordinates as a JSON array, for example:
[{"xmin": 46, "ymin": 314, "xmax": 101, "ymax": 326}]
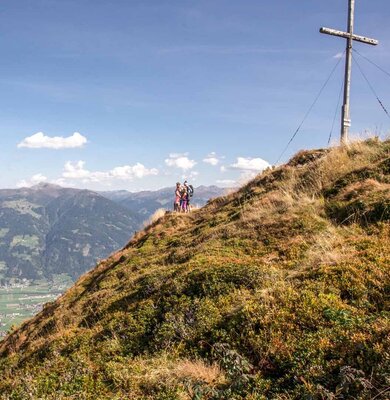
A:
[
  {"xmin": 182, "ymin": 181, "xmax": 194, "ymax": 212},
  {"xmin": 181, "ymin": 184, "xmax": 188, "ymax": 212},
  {"xmin": 174, "ymin": 182, "xmax": 181, "ymax": 212}
]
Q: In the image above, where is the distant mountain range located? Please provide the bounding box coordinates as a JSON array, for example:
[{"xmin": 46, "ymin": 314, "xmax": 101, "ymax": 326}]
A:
[
  {"xmin": 0, "ymin": 183, "xmax": 224, "ymax": 284},
  {"xmin": 101, "ymin": 185, "xmax": 225, "ymax": 221}
]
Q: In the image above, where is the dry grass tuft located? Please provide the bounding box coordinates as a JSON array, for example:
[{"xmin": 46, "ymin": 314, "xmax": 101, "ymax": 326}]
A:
[
  {"xmin": 337, "ymin": 179, "xmax": 390, "ymax": 201},
  {"xmin": 316, "ymin": 138, "xmax": 384, "ymax": 188},
  {"xmin": 144, "ymin": 208, "xmax": 167, "ymax": 227},
  {"xmin": 105, "ymin": 355, "xmax": 225, "ymax": 400},
  {"xmin": 305, "ymin": 225, "xmax": 356, "ymax": 267},
  {"xmin": 173, "ymin": 359, "xmax": 226, "ymax": 386}
]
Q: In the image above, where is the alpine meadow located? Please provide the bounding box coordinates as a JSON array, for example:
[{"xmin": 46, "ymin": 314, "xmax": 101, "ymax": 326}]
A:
[{"xmin": 0, "ymin": 139, "xmax": 389, "ymax": 399}]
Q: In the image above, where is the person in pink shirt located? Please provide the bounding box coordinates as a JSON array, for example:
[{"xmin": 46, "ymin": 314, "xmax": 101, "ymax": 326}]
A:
[{"xmin": 174, "ymin": 182, "xmax": 182, "ymax": 212}]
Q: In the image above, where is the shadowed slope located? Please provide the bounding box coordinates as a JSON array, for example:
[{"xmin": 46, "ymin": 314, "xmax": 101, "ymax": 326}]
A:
[
  {"xmin": 0, "ymin": 184, "xmax": 140, "ymax": 282},
  {"xmin": 0, "ymin": 139, "xmax": 389, "ymax": 399}
]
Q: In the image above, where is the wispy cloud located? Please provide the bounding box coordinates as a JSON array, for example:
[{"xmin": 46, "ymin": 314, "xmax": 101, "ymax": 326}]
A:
[
  {"xmin": 0, "ymin": 79, "xmax": 160, "ymax": 109},
  {"xmin": 159, "ymin": 45, "xmax": 330, "ymax": 56},
  {"xmin": 159, "ymin": 45, "xmax": 283, "ymax": 55},
  {"xmin": 203, "ymin": 152, "xmax": 221, "ymax": 166},
  {"xmin": 18, "ymin": 132, "xmax": 87, "ymax": 150}
]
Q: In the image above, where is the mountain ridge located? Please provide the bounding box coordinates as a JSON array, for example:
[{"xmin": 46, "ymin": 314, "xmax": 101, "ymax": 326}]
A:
[
  {"xmin": 0, "ymin": 139, "xmax": 389, "ymax": 399},
  {"xmin": 0, "ymin": 185, "xmax": 140, "ymax": 283},
  {"xmin": 0, "ymin": 184, "xmax": 223, "ymax": 284},
  {"xmin": 101, "ymin": 185, "xmax": 226, "ymax": 220}
]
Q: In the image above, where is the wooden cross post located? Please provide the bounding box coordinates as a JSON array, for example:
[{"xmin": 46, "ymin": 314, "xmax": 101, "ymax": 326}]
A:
[{"xmin": 320, "ymin": 0, "xmax": 378, "ymax": 144}]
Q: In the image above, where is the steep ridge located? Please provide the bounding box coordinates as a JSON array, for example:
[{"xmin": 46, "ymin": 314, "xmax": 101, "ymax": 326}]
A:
[{"xmin": 0, "ymin": 140, "xmax": 389, "ymax": 399}]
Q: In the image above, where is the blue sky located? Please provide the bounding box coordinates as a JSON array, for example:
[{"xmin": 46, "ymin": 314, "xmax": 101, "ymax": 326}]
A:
[{"xmin": 1, "ymin": 0, "xmax": 389, "ymax": 191}]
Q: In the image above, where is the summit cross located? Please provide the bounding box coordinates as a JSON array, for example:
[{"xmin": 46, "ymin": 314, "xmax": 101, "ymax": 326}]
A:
[{"xmin": 320, "ymin": 0, "xmax": 378, "ymax": 144}]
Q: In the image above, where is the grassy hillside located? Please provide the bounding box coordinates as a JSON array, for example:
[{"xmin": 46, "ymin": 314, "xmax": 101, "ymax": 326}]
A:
[{"xmin": 0, "ymin": 139, "xmax": 389, "ymax": 399}]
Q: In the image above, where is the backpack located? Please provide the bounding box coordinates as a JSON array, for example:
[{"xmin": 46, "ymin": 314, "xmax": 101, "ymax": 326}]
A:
[{"xmin": 188, "ymin": 185, "xmax": 194, "ymax": 197}]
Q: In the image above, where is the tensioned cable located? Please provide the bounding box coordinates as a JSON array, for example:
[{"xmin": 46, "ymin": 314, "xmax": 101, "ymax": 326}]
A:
[
  {"xmin": 353, "ymin": 48, "xmax": 390, "ymax": 80},
  {"xmin": 352, "ymin": 53, "xmax": 390, "ymax": 120},
  {"xmin": 328, "ymin": 78, "xmax": 344, "ymax": 146},
  {"xmin": 275, "ymin": 51, "xmax": 345, "ymax": 165}
]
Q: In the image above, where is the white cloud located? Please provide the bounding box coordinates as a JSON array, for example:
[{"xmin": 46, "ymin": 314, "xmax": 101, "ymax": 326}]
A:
[
  {"xmin": 111, "ymin": 164, "xmax": 158, "ymax": 180},
  {"xmin": 220, "ymin": 165, "xmax": 227, "ymax": 173},
  {"xmin": 238, "ymin": 170, "xmax": 258, "ymax": 183},
  {"xmin": 165, "ymin": 153, "xmax": 197, "ymax": 170},
  {"xmin": 61, "ymin": 161, "xmax": 158, "ymax": 184},
  {"xmin": 63, "ymin": 161, "xmax": 92, "ymax": 179},
  {"xmin": 203, "ymin": 152, "xmax": 220, "ymax": 166},
  {"xmin": 230, "ymin": 157, "xmax": 270, "ymax": 172},
  {"xmin": 51, "ymin": 177, "xmax": 70, "ymax": 187},
  {"xmin": 17, "ymin": 173, "xmax": 48, "ymax": 188},
  {"xmin": 333, "ymin": 52, "xmax": 344, "ymax": 59},
  {"xmin": 182, "ymin": 171, "xmax": 199, "ymax": 181},
  {"xmin": 228, "ymin": 156, "xmax": 271, "ymax": 184},
  {"xmin": 18, "ymin": 132, "xmax": 87, "ymax": 149}
]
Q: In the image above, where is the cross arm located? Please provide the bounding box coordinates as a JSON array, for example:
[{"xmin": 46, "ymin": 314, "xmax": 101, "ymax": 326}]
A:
[{"xmin": 320, "ymin": 27, "xmax": 379, "ymax": 46}]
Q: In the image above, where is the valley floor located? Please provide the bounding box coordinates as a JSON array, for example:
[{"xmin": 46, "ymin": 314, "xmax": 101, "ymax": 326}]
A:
[{"xmin": 0, "ymin": 281, "xmax": 69, "ymax": 338}]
